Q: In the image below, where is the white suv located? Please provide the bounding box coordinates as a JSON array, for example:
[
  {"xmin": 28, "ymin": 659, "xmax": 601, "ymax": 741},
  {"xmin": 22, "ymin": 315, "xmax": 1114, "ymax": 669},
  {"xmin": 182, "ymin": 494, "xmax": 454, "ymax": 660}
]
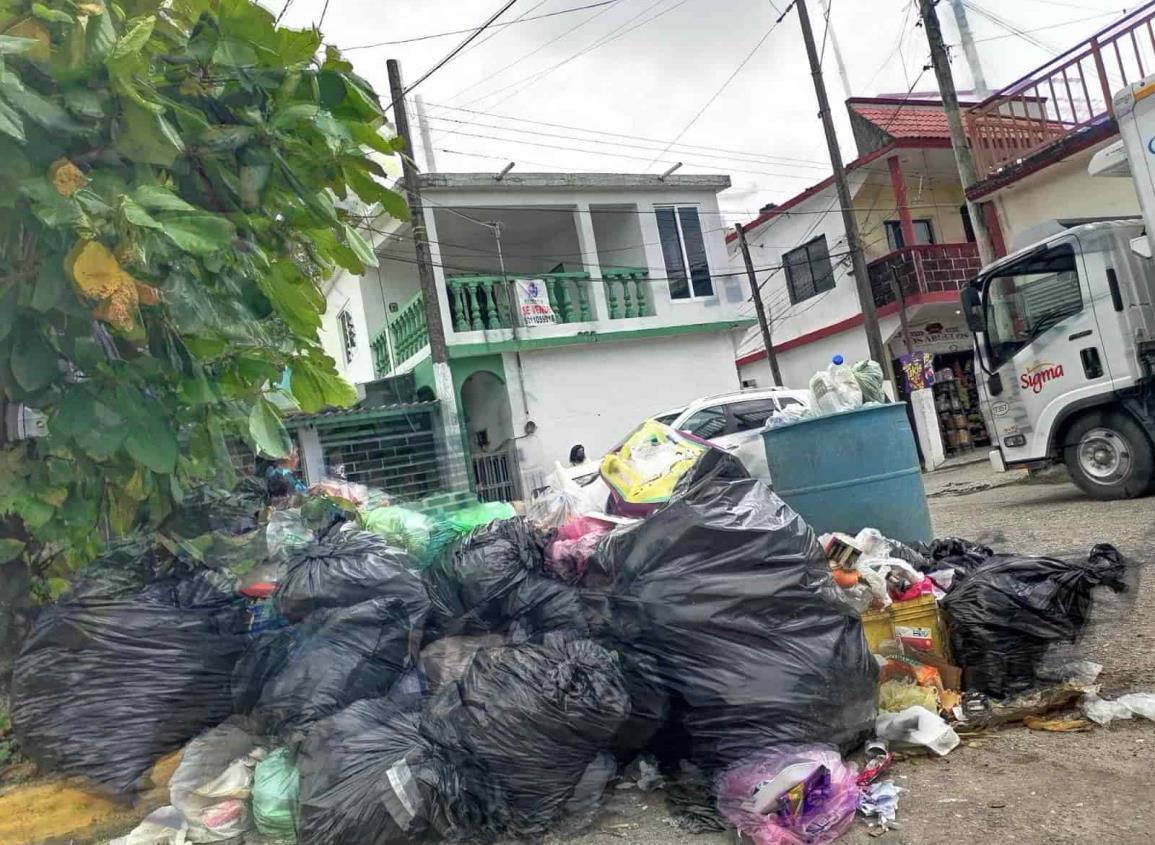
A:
[{"xmin": 571, "ymin": 388, "xmax": 810, "ymax": 484}]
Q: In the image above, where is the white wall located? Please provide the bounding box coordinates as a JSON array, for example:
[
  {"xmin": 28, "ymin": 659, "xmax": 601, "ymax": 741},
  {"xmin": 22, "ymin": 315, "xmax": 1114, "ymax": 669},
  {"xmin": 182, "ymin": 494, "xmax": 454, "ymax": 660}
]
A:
[
  {"xmin": 508, "ymin": 331, "xmax": 742, "ymax": 468},
  {"xmin": 461, "ymin": 370, "xmax": 514, "ymax": 453},
  {"xmin": 993, "ymin": 142, "xmax": 1141, "ymax": 249},
  {"xmin": 591, "ymin": 205, "xmax": 647, "ymax": 270},
  {"xmin": 738, "ymin": 324, "xmax": 872, "ymax": 390},
  {"xmin": 319, "ymin": 269, "xmax": 375, "ymax": 386}
]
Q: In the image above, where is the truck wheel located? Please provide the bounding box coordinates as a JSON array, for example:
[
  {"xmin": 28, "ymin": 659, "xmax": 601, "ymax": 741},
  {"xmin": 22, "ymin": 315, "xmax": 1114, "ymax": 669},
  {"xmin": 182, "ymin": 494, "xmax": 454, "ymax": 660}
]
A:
[{"xmin": 1063, "ymin": 410, "xmax": 1154, "ymax": 500}]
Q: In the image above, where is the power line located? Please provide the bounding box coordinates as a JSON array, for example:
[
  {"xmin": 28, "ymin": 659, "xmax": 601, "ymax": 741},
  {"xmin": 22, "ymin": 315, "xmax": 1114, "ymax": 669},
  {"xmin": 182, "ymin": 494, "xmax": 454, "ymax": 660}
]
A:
[
  {"xmin": 316, "ymin": 0, "xmax": 331, "ymax": 30},
  {"xmin": 341, "ymin": 1, "xmax": 620, "ymax": 50},
  {"xmin": 642, "ymin": 3, "xmax": 796, "ymax": 171},
  {"xmin": 422, "ymin": 114, "xmax": 835, "ymax": 177},
  {"xmin": 424, "ymin": 101, "xmax": 835, "ymax": 167},
  {"xmin": 967, "ymin": 8, "xmax": 1125, "ymax": 43},
  {"xmin": 402, "ymin": 0, "xmax": 521, "ymax": 97}
]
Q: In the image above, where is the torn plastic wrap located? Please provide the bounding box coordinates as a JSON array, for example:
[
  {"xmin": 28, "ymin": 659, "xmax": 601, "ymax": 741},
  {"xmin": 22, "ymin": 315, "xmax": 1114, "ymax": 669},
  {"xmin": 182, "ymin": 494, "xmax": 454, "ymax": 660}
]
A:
[
  {"xmin": 169, "ymin": 720, "xmax": 263, "ymax": 842},
  {"xmin": 715, "ymin": 745, "xmax": 860, "ymax": 845},
  {"xmin": 940, "ymin": 543, "xmax": 1129, "ymax": 698},
  {"xmin": 422, "ymin": 637, "xmax": 631, "ymax": 838},
  {"xmin": 296, "ymin": 698, "xmax": 499, "ymax": 845},
  {"xmin": 274, "ymin": 529, "xmax": 429, "ymax": 626},
  {"xmin": 11, "ymin": 562, "xmax": 249, "ymax": 795},
  {"xmin": 596, "ymin": 452, "xmax": 877, "ymax": 772},
  {"xmin": 422, "ymin": 517, "xmax": 586, "ymax": 642},
  {"xmin": 233, "ymin": 597, "xmax": 419, "ymax": 739}
]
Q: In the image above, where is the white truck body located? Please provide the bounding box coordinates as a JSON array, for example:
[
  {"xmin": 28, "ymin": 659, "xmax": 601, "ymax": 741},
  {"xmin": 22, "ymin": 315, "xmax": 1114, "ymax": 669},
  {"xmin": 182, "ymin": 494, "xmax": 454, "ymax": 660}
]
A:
[{"xmin": 962, "ymin": 75, "xmax": 1155, "ymax": 498}]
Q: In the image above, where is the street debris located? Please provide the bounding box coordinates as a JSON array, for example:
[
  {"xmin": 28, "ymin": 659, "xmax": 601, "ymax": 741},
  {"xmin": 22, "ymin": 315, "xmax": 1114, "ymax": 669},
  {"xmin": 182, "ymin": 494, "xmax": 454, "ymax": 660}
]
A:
[{"xmin": 5, "ymin": 424, "xmax": 1146, "ymax": 845}]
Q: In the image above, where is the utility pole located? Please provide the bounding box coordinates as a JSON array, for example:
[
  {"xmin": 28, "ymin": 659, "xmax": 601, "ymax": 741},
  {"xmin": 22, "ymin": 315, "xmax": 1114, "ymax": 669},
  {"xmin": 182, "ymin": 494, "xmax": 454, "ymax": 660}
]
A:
[
  {"xmin": 795, "ymin": 0, "xmax": 890, "ymax": 376},
  {"xmin": 918, "ymin": 0, "xmax": 997, "ymax": 266},
  {"xmin": 414, "ymin": 94, "xmax": 438, "ymax": 172},
  {"xmin": 734, "ymin": 224, "xmax": 783, "ymax": 387},
  {"xmin": 947, "ymin": 0, "xmax": 989, "ymax": 97},
  {"xmin": 387, "ymin": 60, "xmax": 466, "ymax": 488},
  {"xmin": 815, "ymin": 0, "xmax": 853, "ymax": 100}
]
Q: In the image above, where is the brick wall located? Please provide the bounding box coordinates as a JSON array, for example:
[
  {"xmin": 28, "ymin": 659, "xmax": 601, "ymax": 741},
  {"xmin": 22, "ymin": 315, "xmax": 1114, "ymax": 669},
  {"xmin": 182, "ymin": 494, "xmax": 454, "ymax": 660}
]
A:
[
  {"xmin": 317, "ymin": 410, "xmax": 444, "ymax": 502},
  {"xmin": 869, "ymin": 243, "xmax": 981, "ymax": 306}
]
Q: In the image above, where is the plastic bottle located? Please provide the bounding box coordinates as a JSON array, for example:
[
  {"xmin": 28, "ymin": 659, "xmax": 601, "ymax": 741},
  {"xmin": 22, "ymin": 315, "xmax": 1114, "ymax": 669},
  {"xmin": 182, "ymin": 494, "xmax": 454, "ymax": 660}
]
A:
[{"xmin": 810, "ymin": 355, "xmax": 864, "ymax": 414}]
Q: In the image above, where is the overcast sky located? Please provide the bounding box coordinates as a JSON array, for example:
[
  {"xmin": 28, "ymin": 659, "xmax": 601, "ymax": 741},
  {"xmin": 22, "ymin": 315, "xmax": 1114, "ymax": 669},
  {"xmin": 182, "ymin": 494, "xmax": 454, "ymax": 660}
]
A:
[{"xmin": 272, "ymin": 0, "xmax": 1133, "ymax": 220}]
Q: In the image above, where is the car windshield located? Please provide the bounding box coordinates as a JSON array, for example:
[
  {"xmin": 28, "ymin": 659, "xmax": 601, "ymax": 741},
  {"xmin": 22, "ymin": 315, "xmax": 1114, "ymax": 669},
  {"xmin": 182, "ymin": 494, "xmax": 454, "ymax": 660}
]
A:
[{"xmin": 653, "ymin": 410, "xmax": 684, "ymax": 425}]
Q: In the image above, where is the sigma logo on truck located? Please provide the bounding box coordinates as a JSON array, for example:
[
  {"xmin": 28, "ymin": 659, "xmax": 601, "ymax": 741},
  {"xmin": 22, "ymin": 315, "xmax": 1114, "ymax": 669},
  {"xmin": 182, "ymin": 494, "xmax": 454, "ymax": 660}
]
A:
[{"xmin": 1020, "ymin": 363, "xmax": 1065, "ymax": 394}]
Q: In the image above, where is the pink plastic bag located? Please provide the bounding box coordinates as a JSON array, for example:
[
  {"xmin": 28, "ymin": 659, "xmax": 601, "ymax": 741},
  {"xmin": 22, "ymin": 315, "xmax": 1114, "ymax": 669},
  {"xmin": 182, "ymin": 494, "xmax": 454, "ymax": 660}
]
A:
[
  {"xmin": 545, "ymin": 517, "xmax": 612, "ymax": 583},
  {"xmin": 716, "ymin": 745, "xmax": 859, "ymax": 845}
]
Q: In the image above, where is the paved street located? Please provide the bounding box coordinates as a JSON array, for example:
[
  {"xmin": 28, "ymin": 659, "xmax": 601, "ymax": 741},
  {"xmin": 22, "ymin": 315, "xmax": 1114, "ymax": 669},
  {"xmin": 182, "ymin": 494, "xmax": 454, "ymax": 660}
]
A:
[{"xmin": 557, "ymin": 460, "xmax": 1155, "ymax": 845}]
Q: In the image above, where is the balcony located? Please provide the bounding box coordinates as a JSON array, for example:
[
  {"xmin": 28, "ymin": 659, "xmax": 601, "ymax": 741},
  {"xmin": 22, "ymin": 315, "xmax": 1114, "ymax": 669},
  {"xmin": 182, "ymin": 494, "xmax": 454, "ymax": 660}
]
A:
[
  {"xmin": 868, "ymin": 243, "xmax": 982, "ymax": 308},
  {"xmin": 371, "ymin": 292, "xmax": 428, "ymax": 378},
  {"xmin": 966, "ymin": 4, "xmax": 1155, "ymax": 182},
  {"xmin": 446, "ymin": 267, "xmax": 652, "ymax": 332}
]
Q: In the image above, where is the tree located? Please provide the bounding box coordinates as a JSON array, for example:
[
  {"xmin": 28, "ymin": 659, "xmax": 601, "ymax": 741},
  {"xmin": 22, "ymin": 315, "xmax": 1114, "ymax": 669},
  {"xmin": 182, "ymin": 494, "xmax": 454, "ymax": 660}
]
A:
[{"xmin": 0, "ymin": 0, "xmax": 406, "ymax": 611}]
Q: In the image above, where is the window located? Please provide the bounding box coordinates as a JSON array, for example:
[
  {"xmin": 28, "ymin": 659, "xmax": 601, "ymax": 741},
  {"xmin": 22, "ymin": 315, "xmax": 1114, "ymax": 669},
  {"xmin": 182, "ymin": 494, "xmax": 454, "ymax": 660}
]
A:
[
  {"xmin": 983, "ymin": 243, "xmax": 1082, "ymax": 370},
  {"xmin": 656, "ymin": 206, "xmax": 714, "ymax": 300},
  {"xmin": 679, "ymin": 406, "xmax": 728, "ymax": 439},
  {"xmin": 776, "ymin": 396, "xmax": 803, "ymax": 409},
  {"xmin": 653, "ymin": 410, "xmax": 684, "ymax": 426},
  {"xmin": 338, "ymin": 309, "xmax": 357, "ymax": 364},
  {"xmin": 884, "ymin": 219, "xmax": 936, "ymax": 251},
  {"xmin": 728, "ymin": 399, "xmax": 779, "ymax": 432},
  {"xmin": 960, "ymin": 205, "xmax": 976, "ymax": 243},
  {"xmin": 783, "ymin": 236, "xmax": 836, "ymax": 304}
]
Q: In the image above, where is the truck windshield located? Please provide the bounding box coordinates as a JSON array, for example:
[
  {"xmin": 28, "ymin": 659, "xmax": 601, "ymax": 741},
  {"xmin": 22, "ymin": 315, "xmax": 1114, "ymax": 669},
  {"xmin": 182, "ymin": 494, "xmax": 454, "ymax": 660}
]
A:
[{"xmin": 983, "ymin": 243, "xmax": 1082, "ymax": 370}]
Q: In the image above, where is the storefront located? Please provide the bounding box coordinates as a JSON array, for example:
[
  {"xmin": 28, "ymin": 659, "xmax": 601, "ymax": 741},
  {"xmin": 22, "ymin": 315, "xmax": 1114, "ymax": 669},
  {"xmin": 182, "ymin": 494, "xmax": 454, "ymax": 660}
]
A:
[{"xmin": 889, "ymin": 316, "xmax": 991, "ymax": 463}]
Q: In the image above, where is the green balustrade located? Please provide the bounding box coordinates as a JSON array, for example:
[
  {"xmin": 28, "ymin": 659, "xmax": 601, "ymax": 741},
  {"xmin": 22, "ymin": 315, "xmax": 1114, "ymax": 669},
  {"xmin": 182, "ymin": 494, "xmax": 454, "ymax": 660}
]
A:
[
  {"xmin": 372, "ymin": 292, "xmax": 429, "ymax": 378},
  {"xmin": 601, "ymin": 267, "xmax": 651, "ymax": 320},
  {"xmin": 447, "ymin": 272, "xmax": 594, "ymax": 330}
]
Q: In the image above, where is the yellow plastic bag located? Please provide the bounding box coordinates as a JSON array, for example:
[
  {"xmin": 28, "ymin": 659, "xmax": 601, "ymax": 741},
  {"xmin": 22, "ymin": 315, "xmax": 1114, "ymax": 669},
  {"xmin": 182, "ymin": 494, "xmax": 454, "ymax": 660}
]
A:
[{"xmin": 599, "ymin": 421, "xmax": 708, "ymax": 510}]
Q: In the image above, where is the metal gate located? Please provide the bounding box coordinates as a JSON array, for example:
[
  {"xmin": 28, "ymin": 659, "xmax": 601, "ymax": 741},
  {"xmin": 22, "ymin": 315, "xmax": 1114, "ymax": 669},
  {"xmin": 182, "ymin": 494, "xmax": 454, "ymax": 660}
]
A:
[{"xmin": 472, "ymin": 450, "xmax": 520, "ymax": 502}]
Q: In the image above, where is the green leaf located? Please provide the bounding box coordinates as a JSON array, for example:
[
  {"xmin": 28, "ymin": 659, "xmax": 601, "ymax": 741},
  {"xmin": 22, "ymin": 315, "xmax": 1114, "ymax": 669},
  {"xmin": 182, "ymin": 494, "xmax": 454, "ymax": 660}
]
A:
[
  {"xmin": 123, "ymin": 396, "xmax": 178, "ymax": 474},
  {"xmin": 116, "ymin": 100, "xmax": 185, "ymax": 167},
  {"xmin": 0, "ymin": 286, "xmax": 17, "ymax": 341},
  {"xmin": 342, "ymin": 223, "xmax": 377, "ymax": 269},
  {"xmin": 290, "ymin": 353, "xmax": 356, "ymax": 413},
  {"xmin": 256, "ymin": 261, "xmax": 322, "ymax": 336},
  {"xmin": 132, "ymin": 183, "xmax": 196, "ymax": 212},
  {"xmin": 213, "ymin": 36, "xmax": 256, "ymax": 68},
  {"xmin": 109, "ymin": 15, "xmax": 154, "ymax": 61},
  {"xmin": 248, "ymin": 396, "xmax": 289, "ymax": 458},
  {"xmin": 17, "ymin": 496, "xmax": 54, "ymax": 529},
  {"xmin": 270, "ymin": 103, "xmax": 319, "ymax": 132},
  {"xmin": 121, "ymin": 195, "xmax": 162, "ymax": 229},
  {"xmin": 21, "ymin": 180, "xmax": 85, "ymax": 228},
  {"xmin": 30, "ymin": 263, "xmax": 67, "ymax": 312},
  {"xmin": 10, "ymin": 325, "xmax": 59, "ymax": 392},
  {"xmin": 0, "ymin": 538, "xmax": 25, "ymax": 562},
  {"xmin": 85, "ymin": 4, "xmax": 117, "ymax": 61},
  {"xmin": 0, "ymin": 97, "xmax": 24, "ymax": 141},
  {"xmin": 344, "ymin": 165, "xmax": 408, "ymax": 219},
  {"xmin": 3, "ymin": 86, "xmax": 82, "ymax": 132},
  {"xmin": 349, "ymin": 122, "xmax": 403, "ymax": 157},
  {"xmin": 63, "ymin": 87, "xmax": 109, "ymax": 120},
  {"xmin": 31, "ymin": 3, "xmax": 73, "ymax": 23},
  {"xmin": 0, "ymin": 35, "xmax": 40, "ymax": 55},
  {"xmin": 159, "ymin": 212, "xmax": 234, "ymax": 254}
]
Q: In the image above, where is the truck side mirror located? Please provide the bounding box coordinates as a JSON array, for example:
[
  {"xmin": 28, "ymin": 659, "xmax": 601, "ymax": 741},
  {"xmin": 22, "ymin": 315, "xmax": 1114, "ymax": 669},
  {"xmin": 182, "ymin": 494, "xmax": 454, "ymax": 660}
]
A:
[{"xmin": 960, "ymin": 286, "xmax": 984, "ymax": 333}]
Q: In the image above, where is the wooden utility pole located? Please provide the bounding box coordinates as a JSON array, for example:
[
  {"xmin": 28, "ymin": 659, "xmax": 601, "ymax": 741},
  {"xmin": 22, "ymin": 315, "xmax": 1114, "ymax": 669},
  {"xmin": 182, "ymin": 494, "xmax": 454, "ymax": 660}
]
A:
[
  {"xmin": 889, "ymin": 263, "xmax": 914, "ymax": 354},
  {"xmin": 918, "ymin": 0, "xmax": 997, "ymax": 266},
  {"xmin": 795, "ymin": 0, "xmax": 891, "ymax": 376},
  {"xmin": 387, "ymin": 59, "xmax": 448, "ymax": 366},
  {"xmin": 735, "ymin": 224, "xmax": 783, "ymax": 386}
]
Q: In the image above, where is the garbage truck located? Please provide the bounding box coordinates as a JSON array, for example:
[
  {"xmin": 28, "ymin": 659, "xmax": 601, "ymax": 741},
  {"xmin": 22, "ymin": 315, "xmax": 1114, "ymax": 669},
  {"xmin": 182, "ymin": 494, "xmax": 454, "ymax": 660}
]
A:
[{"xmin": 960, "ymin": 76, "xmax": 1155, "ymax": 500}]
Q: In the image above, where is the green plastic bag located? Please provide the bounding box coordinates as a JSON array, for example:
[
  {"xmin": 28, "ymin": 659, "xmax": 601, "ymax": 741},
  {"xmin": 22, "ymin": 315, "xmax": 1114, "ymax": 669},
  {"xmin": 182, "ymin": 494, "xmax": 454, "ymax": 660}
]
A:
[
  {"xmin": 426, "ymin": 501, "xmax": 517, "ymax": 561},
  {"xmin": 362, "ymin": 506, "xmax": 434, "ymax": 561},
  {"xmin": 852, "ymin": 359, "xmax": 886, "ymax": 404},
  {"xmin": 252, "ymin": 748, "xmax": 299, "ymax": 839}
]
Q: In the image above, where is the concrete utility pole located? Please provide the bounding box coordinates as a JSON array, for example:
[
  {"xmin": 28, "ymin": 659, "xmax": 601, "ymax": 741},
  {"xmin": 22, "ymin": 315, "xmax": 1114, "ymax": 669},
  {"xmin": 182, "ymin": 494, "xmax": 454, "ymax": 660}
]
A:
[
  {"xmin": 414, "ymin": 94, "xmax": 438, "ymax": 173},
  {"xmin": 918, "ymin": 0, "xmax": 997, "ymax": 266},
  {"xmin": 815, "ymin": 0, "xmax": 853, "ymax": 100},
  {"xmin": 947, "ymin": 0, "xmax": 989, "ymax": 97},
  {"xmin": 794, "ymin": 0, "xmax": 890, "ymax": 374},
  {"xmin": 387, "ymin": 60, "xmax": 466, "ymax": 488},
  {"xmin": 387, "ymin": 60, "xmax": 449, "ymax": 368},
  {"xmin": 735, "ymin": 224, "xmax": 784, "ymax": 387}
]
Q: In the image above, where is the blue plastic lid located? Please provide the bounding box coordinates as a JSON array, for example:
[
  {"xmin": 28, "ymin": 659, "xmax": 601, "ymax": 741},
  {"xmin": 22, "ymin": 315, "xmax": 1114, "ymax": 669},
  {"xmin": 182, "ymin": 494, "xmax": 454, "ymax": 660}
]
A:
[{"xmin": 832, "ymin": 354, "xmax": 844, "ymax": 365}]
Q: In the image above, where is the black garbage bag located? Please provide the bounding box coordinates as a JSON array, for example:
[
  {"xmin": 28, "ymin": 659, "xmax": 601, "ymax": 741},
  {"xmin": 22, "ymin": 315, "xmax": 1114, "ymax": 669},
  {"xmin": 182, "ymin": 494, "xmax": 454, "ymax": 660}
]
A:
[
  {"xmin": 274, "ymin": 529, "xmax": 429, "ymax": 626},
  {"xmin": 422, "ymin": 637, "xmax": 630, "ymax": 838},
  {"xmin": 423, "ymin": 517, "xmax": 586, "ymax": 642},
  {"xmin": 923, "ymin": 536, "xmax": 995, "ymax": 577},
  {"xmin": 11, "ymin": 558, "xmax": 248, "ymax": 795},
  {"xmin": 234, "ymin": 597, "xmax": 418, "ymax": 738},
  {"xmin": 296, "ymin": 697, "xmax": 500, "ymax": 845},
  {"xmin": 595, "ymin": 451, "xmax": 877, "ymax": 772},
  {"xmin": 940, "ymin": 543, "xmax": 1128, "ymax": 698}
]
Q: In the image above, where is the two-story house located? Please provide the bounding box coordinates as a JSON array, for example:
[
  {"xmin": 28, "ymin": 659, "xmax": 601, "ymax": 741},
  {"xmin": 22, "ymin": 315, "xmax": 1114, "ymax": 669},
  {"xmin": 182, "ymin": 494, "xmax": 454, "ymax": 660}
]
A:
[
  {"xmin": 729, "ymin": 95, "xmax": 993, "ymax": 463},
  {"xmin": 303, "ymin": 172, "xmax": 752, "ymax": 503}
]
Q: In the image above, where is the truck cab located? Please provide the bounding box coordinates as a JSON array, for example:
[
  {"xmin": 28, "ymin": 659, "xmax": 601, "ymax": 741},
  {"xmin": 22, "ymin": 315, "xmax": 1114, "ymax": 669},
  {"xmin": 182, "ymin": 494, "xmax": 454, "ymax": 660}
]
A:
[{"xmin": 962, "ymin": 219, "xmax": 1155, "ymax": 498}]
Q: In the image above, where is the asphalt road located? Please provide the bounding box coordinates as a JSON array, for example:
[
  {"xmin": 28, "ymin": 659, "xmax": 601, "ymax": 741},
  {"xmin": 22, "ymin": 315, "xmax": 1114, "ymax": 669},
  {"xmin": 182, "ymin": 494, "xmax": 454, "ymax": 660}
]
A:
[{"xmin": 551, "ymin": 459, "xmax": 1155, "ymax": 845}]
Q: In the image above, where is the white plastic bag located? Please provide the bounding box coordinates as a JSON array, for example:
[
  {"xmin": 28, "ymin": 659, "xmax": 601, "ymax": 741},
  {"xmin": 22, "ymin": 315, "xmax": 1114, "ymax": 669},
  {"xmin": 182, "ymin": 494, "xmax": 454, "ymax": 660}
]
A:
[
  {"xmin": 1083, "ymin": 691, "xmax": 1155, "ymax": 725},
  {"xmin": 169, "ymin": 721, "xmax": 264, "ymax": 843},
  {"xmin": 875, "ymin": 705, "xmax": 960, "ymax": 756}
]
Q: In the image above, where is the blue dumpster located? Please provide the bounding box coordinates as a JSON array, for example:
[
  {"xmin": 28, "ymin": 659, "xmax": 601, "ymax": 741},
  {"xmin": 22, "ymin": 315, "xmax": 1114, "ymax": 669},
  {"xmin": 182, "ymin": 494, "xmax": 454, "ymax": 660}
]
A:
[{"xmin": 761, "ymin": 403, "xmax": 933, "ymax": 544}]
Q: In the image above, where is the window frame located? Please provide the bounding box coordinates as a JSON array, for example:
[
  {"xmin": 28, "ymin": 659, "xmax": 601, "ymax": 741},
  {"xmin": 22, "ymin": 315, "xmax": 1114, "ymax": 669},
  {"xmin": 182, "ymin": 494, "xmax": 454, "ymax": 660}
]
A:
[
  {"xmin": 655, "ymin": 205, "xmax": 715, "ymax": 301},
  {"xmin": 337, "ymin": 308, "xmax": 357, "ymax": 364},
  {"xmin": 883, "ymin": 218, "xmax": 936, "ymax": 251},
  {"xmin": 981, "ymin": 242, "xmax": 1082, "ymax": 371},
  {"xmin": 783, "ymin": 235, "xmax": 836, "ymax": 305},
  {"xmin": 677, "ymin": 405, "xmax": 730, "ymax": 440},
  {"xmin": 726, "ymin": 398, "xmax": 780, "ymax": 433}
]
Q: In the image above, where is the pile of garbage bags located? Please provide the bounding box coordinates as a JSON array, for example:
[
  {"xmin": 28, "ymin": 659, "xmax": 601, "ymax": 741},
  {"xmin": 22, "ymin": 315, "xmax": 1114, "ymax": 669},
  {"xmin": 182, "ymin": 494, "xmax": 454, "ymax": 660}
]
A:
[{"xmin": 10, "ymin": 447, "xmax": 882, "ymax": 844}]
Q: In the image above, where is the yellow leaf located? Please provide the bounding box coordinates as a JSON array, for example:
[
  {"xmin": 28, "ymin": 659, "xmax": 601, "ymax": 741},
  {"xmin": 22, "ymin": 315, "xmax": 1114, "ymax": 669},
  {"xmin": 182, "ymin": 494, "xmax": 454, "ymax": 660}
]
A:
[
  {"xmin": 5, "ymin": 17, "xmax": 50, "ymax": 62},
  {"xmin": 66, "ymin": 239, "xmax": 131, "ymax": 300},
  {"xmin": 91, "ymin": 285, "xmax": 138, "ymax": 333},
  {"xmin": 48, "ymin": 158, "xmax": 88, "ymax": 197},
  {"xmin": 76, "ymin": 3, "xmax": 104, "ymax": 15},
  {"xmin": 135, "ymin": 283, "xmax": 160, "ymax": 306}
]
